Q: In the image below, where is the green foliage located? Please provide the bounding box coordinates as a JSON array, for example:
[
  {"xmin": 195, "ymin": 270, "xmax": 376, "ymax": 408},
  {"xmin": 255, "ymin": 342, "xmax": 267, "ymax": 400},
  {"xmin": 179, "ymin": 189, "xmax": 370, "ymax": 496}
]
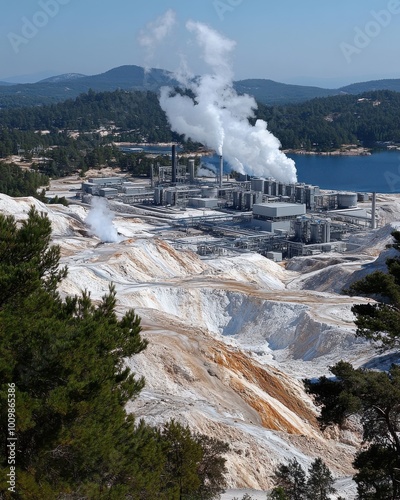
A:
[
  {"xmin": 0, "ymin": 89, "xmax": 185, "ymax": 179},
  {"xmin": 307, "ymin": 230, "xmax": 400, "ymax": 498},
  {"xmin": 353, "ymin": 445, "xmax": 399, "ymax": 499},
  {"xmin": 159, "ymin": 420, "xmax": 228, "ymax": 500},
  {"xmin": 0, "ymin": 90, "xmax": 176, "ymax": 146},
  {"xmin": 268, "ymin": 486, "xmax": 289, "ymax": 499},
  {"xmin": 161, "ymin": 420, "xmax": 202, "ymax": 498},
  {"xmin": 0, "ymin": 162, "xmax": 49, "ymax": 197},
  {"xmin": 1, "ymin": 88, "xmax": 400, "ymax": 182},
  {"xmin": 0, "ymin": 207, "xmax": 67, "ymax": 307},
  {"xmin": 270, "ymin": 458, "xmax": 336, "ymax": 500},
  {"xmin": 47, "ymin": 195, "xmax": 69, "ymax": 206},
  {"xmin": 257, "ymin": 90, "xmax": 400, "ymax": 150},
  {"xmin": 0, "ymin": 208, "xmax": 148, "ymax": 495},
  {"xmin": 305, "ymin": 362, "xmax": 400, "ymax": 499},
  {"xmin": 271, "ymin": 458, "xmax": 307, "ymax": 500},
  {"xmin": 306, "ymin": 362, "xmax": 400, "ymax": 449},
  {"xmin": 346, "ymin": 231, "xmax": 400, "ymax": 349},
  {"xmin": 0, "ymin": 208, "xmax": 228, "ymax": 498},
  {"xmin": 306, "ymin": 458, "xmax": 335, "ymax": 500},
  {"xmin": 195, "ymin": 433, "xmax": 229, "ymax": 499}
]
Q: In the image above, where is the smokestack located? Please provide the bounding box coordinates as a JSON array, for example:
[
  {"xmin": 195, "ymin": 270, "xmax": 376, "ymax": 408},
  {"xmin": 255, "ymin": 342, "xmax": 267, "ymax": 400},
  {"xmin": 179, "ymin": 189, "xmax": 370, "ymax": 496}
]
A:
[
  {"xmin": 150, "ymin": 163, "xmax": 154, "ymax": 188},
  {"xmin": 219, "ymin": 155, "xmax": 223, "ymax": 189},
  {"xmin": 322, "ymin": 219, "xmax": 331, "ymax": 243},
  {"xmin": 371, "ymin": 192, "xmax": 376, "ymax": 229},
  {"xmin": 171, "ymin": 145, "xmax": 177, "ymax": 184},
  {"xmin": 189, "ymin": 159, "xmax": 195, "ymax": 184}
]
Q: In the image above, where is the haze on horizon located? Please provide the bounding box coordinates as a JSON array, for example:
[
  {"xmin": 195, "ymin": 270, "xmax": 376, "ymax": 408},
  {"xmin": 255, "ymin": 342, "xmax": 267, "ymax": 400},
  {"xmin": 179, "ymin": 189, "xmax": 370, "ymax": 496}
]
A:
[{"xmin": 1, "ymin": 0, "xmax": 399, "ymax": 87}]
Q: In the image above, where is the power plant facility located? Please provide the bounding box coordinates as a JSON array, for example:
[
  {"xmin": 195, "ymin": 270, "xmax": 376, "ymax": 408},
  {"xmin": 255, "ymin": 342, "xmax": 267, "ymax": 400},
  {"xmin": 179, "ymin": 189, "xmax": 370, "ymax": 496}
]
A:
[{"xmin": 80, "ymin": 146, "xmax": 379, "ymax": 261}]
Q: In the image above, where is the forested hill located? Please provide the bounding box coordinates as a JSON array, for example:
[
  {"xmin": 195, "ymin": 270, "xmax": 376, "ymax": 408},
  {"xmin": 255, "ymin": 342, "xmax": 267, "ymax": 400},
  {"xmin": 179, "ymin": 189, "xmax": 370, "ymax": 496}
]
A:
[
  {"xmin": 0, "ymin": 65, "xmax": 176, "ymax": 109},
  {"xmin": 1, "ymin": 89, "xmax": 400, "ymax": 160},
  {"xmin": 258, "ymin": 90, "xmax": 400, "ymax": 150},
  {"xmin": 1, "ymin": 64, "xmax": 400, "ymax": 108},
  {"xmin": 0, "ymin": 90, "xmax": 179, "ymax": 174},
  {"xmin": 0, "ymin": 89, "xmax": 171, "ymax": 133}
]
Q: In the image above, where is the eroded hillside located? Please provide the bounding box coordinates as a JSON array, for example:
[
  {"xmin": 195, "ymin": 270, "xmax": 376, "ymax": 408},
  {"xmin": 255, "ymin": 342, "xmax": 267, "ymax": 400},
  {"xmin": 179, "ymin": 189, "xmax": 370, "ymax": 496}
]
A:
[{"xmin": 1, "ymin": 192, "xmax": 396, "ymax": 495}]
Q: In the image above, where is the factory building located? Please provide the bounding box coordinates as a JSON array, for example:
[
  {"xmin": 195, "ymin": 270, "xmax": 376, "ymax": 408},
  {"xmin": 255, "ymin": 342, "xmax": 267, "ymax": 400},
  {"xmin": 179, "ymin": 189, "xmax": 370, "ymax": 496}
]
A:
[
  {"xmin": 82, "ymin": 177, "xmax": 123, "ymax": 196},
  {"xmin": 293, "ymin": 217, "xmax": 331, "ymax": 244},
  {"xmin": 77, "ymin": 144, "xmax": 380, "ymax": 262},
  {"xmin": 99, "ymin": 187, "xmax": 118, "ymax": 198},
  {"xmin": 252, "ymin": 202, "xmax": 306, "ymax": 232}
]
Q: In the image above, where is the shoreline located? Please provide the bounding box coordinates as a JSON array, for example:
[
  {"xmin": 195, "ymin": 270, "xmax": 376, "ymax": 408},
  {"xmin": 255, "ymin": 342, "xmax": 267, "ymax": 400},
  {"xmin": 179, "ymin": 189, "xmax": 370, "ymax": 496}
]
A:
[
  {"xmin": 284, "ymin": 147, "xmax": 372, "ymax": 156},
  {"xmin": 285, "ymin": 145, "xmax": 400, "ymax": 156},
  {"xmin": 113, "ymin": 142, "xmax": 400, "ymax": 157}
]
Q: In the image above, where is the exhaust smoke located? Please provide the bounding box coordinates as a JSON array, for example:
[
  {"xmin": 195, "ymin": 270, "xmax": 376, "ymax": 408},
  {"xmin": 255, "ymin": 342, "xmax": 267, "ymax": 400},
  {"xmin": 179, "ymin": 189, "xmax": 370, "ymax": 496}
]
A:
[
  {"xmin": 85, "ymin": 197, "xmax": 119, "ymax": 243},
  {"xmin": 159, "ymin": 21, "xmax": 297, "ymax": 183}
]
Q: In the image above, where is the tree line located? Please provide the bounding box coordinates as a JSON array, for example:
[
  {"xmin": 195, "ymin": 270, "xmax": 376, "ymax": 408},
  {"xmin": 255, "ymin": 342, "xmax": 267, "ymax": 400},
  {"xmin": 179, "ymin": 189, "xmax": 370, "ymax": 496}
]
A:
[
  {"xmin": 0, "ymin": 162, "xmax": 48, "ymax": 197},
  {"xmin": 1, "ymin": 88, "xmax": 400, "ymax": 169},
  {"xmin": 304, "ymin": 231, "xmax": 400, "ymax": 499},
  {"xmin": 257, "ymin": 90, "xmax": 400, "ymax": 151},
  {"xmin": 0, "ymin": 209, "xmax": 228, "ymax": 498}
]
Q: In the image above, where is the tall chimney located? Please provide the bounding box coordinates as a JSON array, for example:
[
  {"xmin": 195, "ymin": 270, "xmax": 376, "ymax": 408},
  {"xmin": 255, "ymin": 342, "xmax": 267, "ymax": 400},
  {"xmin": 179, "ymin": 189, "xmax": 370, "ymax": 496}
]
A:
[
  {"xmin": 171, "ymin": 145, "xmax": 177, "ymax": 184},
  {"xmin": 219, "ymin": 155, "xmax": 223, "ymax": 189},
  {"xmin": 189, "ymin": 159, "xmax": 195, "ymax": 184},
  {"xmin": 371, "ymin": 192, "xmax": 376, "ymax": 229}
]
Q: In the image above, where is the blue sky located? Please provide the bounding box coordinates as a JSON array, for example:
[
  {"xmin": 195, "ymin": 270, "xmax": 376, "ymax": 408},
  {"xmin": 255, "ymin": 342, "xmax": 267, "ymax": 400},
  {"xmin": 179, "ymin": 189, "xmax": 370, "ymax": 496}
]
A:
[{"xmin": 1, "ymin": 0, "xmax": 399, "ymax": 86}]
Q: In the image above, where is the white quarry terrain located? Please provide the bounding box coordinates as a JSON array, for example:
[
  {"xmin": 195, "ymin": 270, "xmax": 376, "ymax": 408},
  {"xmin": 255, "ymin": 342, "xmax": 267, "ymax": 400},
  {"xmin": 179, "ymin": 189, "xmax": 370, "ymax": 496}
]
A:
[{"xmin": 2, "ymin": 189, "xmax": 400, "ymax": 499}]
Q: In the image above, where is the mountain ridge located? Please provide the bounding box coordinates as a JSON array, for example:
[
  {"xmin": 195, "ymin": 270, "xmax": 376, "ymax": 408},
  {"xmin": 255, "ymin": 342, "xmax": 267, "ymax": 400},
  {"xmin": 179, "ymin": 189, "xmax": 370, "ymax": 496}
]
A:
[
  {"xmin": 0, "ymin": 64, "xmax": 399, "ymax": 108},
  {"xmin": 39, "ymin": 73, "xmax": 87, "ymax": 84}
]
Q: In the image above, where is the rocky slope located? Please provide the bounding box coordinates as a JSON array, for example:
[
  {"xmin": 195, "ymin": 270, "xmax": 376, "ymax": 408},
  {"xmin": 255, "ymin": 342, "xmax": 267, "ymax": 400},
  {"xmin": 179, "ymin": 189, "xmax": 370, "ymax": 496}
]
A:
[{"xmin": 2, "ymin": 192, "xmax": 398, "ymax": 497}]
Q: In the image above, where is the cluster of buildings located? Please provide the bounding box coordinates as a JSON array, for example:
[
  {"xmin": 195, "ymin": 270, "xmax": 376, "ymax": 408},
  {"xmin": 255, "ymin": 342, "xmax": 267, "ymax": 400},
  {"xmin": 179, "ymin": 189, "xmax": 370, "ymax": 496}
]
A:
[{"xmin": 80, "ymin": 148, "xmax": 377, "ymax": 260}]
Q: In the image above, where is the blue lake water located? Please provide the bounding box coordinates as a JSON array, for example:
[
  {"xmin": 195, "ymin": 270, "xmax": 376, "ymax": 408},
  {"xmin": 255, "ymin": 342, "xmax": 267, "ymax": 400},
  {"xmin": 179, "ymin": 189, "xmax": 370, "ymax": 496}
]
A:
[
  {"xmin": 120, "ymin": 146, "xmax": 400, "ymax": 193},
  {"xmin": 288, "ymin": 151, "xmax": 400, "ymax": 193},
  {"xmin": 202, "ymin": 151, "xmax": 400, "ymax": 193}
]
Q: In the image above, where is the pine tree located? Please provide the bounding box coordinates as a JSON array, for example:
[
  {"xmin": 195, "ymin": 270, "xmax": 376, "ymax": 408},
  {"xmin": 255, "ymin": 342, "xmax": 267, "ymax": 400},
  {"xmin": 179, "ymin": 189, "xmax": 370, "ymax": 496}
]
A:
[
  {"xmin": 304, "ymin": 230, "xmax": 400, "ymax": 499},
  {"xmin": 271, "ymin": 458, "xmax": 307, "ymax": 500},
  {"xmin": 269, "ymin": 486, "xmax": 289, "ymax": 499},
  {"xmin": 195, "ymin": 433, "xmax": 229, "ymax": 499},
  {"xmin": 306, "ymin": 458, "xmax": 336, "ymax": 500},
  {"xmin": 305, "ymin": 362, "xmax": 400, "ymax": 499},
  {"xmin": 0, "ymin": 208, "xmax": 229, "ymax": 498},
  {"xmin": 159, "ymin": 420, "xmax": 228, "ymax": 500},
  {"xmin": 346, "ymin": 230, "xmax": 400, "ymax": 350},
  {"xmin": 0, "ymin": 208, "xmax": 151, "ymax": 497},
  {"xmin": 161, "ymin": 420, "xmax": 203, "ymax": 499}
]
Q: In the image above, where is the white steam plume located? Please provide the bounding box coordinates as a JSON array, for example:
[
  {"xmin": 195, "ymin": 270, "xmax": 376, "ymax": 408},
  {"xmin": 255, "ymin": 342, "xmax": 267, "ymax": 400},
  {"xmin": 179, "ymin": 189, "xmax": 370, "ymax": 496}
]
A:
[
  {"xmin": 159, "ymin": 21, "xmax": 297, "ymax": 183},
  {"xmin": 138, "ymin": 10, "xmax": 177, "ymax": 71},
  {"xmin": 198, "ymin": 164, "xmax": 217, "ymax": 177},
  {"xmin": 85, "ymin": 197, "xmax": 119, "ymax": 243}
]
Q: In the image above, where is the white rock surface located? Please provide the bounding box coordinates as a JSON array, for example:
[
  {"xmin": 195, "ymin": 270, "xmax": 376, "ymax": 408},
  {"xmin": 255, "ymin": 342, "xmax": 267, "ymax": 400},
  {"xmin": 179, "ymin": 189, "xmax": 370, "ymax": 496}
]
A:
[{"xmin": 3, "ymin": 192, "xmax": 398, "ymax": 497}]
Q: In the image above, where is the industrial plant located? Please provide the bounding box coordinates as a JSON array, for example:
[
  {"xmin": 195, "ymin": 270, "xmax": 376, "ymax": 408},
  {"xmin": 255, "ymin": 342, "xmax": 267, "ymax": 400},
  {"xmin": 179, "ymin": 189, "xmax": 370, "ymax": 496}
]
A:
[{"xmin": 80, "ymin": 146, "xmax": 378, "ymax": 261}]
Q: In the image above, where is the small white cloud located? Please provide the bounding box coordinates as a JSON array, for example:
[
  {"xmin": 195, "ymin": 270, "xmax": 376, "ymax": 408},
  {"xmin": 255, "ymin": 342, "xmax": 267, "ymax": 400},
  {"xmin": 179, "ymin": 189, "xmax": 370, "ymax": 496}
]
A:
[{"xmin": 138, "ymin": 9, "xmax": 177, "ymax": 68}]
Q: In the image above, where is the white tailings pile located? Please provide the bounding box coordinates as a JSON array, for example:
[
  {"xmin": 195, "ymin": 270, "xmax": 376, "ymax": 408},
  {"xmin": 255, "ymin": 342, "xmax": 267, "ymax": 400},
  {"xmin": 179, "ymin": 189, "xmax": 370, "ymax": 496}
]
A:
[{"xmin": 4, "ymin": 192, "xmax": 396, "ymax": 497}]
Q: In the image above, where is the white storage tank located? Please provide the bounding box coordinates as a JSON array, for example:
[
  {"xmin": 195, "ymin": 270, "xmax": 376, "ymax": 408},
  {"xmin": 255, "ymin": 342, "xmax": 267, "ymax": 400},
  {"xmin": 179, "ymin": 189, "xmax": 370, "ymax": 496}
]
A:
[
  {"xmin": 154, "ymin": 187, "xmax": 163, "ymax": 205},
  {"xmin": 251, "ymin": 178, "xmax": 265, "ymax": 192},
  {"xmin": 337, "ymin": 192, "xmax": 358, "ymax": 209}
]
